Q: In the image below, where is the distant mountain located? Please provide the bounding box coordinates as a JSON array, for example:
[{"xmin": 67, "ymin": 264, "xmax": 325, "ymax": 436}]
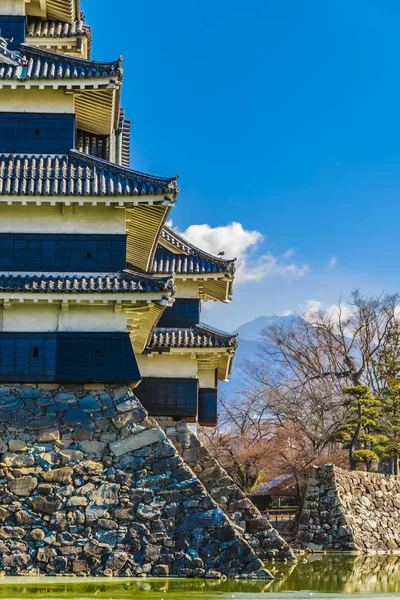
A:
[
  {"xmin": 234, "ymin": 315, "xmax": 295, "ymax": 341},
  {"xmin": 223, "ymin": 315, "xmax": 295, "ymax": 396}
]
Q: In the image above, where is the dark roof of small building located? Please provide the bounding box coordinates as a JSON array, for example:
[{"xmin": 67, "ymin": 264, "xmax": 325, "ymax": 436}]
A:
[
  {"xmin": 0, "ymin": 270, "xmax": 174, "ymax": 294},
  {"xmin": 255, "ymin": 475, "xmax": 298, "ymax": 496},
  {"xmin": 148, "ymin": 324, "xmax": 238, "ymax": 350},
  {"xmin": 153, "ymin": 226, "xmax": 236, "ymax": 275},
  {"xmin": 0, "ymin": 43, "xmax": 121, "ymax": 80},
  {"xmin": 0, "ymin": 151, "xmax": 179, "ymax": 198}
]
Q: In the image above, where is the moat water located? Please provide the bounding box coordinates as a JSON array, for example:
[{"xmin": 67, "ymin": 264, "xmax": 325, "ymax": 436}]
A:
[{"xmin": 1, "ymin": 555, "xmax": 400, "ymax": 599}]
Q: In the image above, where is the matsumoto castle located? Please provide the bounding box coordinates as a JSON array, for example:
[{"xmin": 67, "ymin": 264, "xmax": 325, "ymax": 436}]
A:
[{"xmin": 0, "ymin": 0, "xmax": 238, "ymax": 428}]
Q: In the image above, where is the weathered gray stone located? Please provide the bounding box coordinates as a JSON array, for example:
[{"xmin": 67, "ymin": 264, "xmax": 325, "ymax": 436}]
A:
[
  {"xmin": 42, "ymin": 467, "xmax": 72, "ymax": 485},
  {"xmin": 78, "ymin": 440, "xmax": 106, "ymax": 455},
  {"xmin": 110, "ymin": 428, "xmax": 164, "ymax": 456},
  {"xmin": 8, "ymin": 476, "xmax": 37, "ymax": 496},
  {"xmin": 3, "ymin": 453, "xmax": 34, "ymax": 468},
  {"xmin": 0, "ymin": 384, "xmax": 274, "ymax": 579}
]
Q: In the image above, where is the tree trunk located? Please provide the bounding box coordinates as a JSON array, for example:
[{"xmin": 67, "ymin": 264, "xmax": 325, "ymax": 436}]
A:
[{"xmin": 349, "ymin": 405, "xmax": 362, "ymax": 470}]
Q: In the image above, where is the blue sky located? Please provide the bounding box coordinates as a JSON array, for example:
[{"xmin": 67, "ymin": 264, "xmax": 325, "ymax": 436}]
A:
[{"xmin": 85, "ymin": 0, "xmax": 400, "ymax": 330}]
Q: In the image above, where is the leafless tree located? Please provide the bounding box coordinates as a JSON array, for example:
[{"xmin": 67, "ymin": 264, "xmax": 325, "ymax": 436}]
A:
[{"xmin": 246, "ymin": 290, "xmax": 399, "ymax": 466}]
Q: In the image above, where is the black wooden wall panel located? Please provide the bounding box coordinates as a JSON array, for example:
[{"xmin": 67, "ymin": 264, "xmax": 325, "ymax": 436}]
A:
[
  {"xmin": 0, "ymin": 234, "xmax": 126, "ymax": 272},
  {"xmin": 0, "ymin": 334, "xmax": 56, "ymax": 382},
  {"xmin": 0, "ymin": 333, "xmax": 140, "ymax": 382},
  {"xmin": 0, "ymin": 113, "xmax": 75, "ymax": 154},
  {"xmin": 0, "ymin": 17, "xmax": 26, "ymax": 48},
  {"xmin": 198, "ymin": 388, "xmax": 218, "ymax": 427},
  {"xmin": 135, "ymin": 377, "xmax": 198, "ymax": 418},
  {"xmin": 56, "ymin": 333, "xmax": 140, "ymax": 382},
  {"xmin": 157, "ymin": 299, "xmax": 200, "ymax": 328}
]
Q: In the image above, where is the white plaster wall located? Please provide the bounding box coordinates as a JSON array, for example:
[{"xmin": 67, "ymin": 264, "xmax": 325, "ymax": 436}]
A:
[
  {"xmin": 198, "ymin": 368, "xmax": 217, "ymax": 389},
  {"xmin": 0, "ymin": 0, "xmax": 25, "ymax": 15},
  {"xmin": 0, "ymin": 304, "xmax": 128, "ymax": 332},
  {"xmin": 0, "ymin": 89, "xmax": 74, "ymax": 114},
  {"xmin": 1, "ymin": 304, "xmax": 59, "ymax": 332},
  {"xmin": 137, "ymin": 354, "xmax": 197, "ymax": 379},
  {"xmin": 173, "ymin": 280, "xmax": 200, "ymax": 300},
  {"xmin": 59, "ymin": 305, "xmax": 127, "ymax": 332},
  {"xmin": 0, "ymin": 205, "xmax": 126, "ymax": 235}
]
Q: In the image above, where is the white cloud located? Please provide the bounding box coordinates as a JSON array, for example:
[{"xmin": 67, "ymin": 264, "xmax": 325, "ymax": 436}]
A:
[
  {"xmin": 304, "ymin": 298, "xmax": 353, "ymax": 325},
  {"xmin": 178, "ymin": 221, "xmax": 310, "ymax": 284},
  {"xmin": 328, "ymin": 256, "xmax": 337, "ymax": 268},
  {"xmin": 283, "ymin": 248, "xmax": 295, "ymax": 258}
]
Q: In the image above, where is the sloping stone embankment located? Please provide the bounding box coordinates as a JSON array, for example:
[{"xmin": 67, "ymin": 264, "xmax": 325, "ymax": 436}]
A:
[
  {"xmin": 157, "ymin": 417, "xmax": 294, "ymax": 561},
  {"xmin": 297, "ymin": 464, "xmax": 400, "ymax": 552},
  {"xmin": 0, "ymin": 384, "xmax": 272, "ymax": 578}
]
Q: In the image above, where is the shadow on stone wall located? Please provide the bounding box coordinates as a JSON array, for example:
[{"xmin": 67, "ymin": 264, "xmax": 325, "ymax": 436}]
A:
[{"xmin": 157, "ymin": 417, "xmax": 294, "ymax": 561}]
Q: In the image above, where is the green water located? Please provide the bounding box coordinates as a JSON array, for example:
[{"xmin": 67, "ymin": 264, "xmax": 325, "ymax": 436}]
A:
[{"xmin": 1, "ymin": 555, "xmax": 400, "ymax": 599}]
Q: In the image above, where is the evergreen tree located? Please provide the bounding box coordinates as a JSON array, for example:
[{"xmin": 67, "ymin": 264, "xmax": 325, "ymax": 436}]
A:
[
  {"xmin": 338, "ymin": 385, "xmax": 385, "ymax": 471},
  {"xmin": 374, "ymin": 322, "xmax": 400, "ymax": 475}
]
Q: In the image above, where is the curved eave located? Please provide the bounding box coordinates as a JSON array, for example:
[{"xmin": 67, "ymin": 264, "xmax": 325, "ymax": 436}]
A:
[
  {"xmin": 0, "ymin": 270, "xmax": 175, "ymax": 295},
  {"xmin": 161, "ymin": 226, "xmax": 237, "ymax": 272},
  {"xmin": 145, "ymin": 324, "xmax": 238, "ymax": 382},
  {"xmin": 0, "ymin": 44, "xmax": 123, "ymax": 87},
  {"xmin": 0, "ymin": 152, "xmax": 179, "ymax": 200}
]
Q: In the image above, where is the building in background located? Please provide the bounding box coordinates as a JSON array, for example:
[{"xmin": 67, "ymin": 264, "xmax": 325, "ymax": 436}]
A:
[{"xmin": 0, "ymin": 0, "xmax": 237, "ymax": 425}]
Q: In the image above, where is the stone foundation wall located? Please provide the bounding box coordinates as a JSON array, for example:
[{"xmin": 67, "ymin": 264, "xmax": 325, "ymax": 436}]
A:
[
  {"xmin": 297, "ymin": 464, "xmax": 400, "ymax": 552},
  {"xmin": 157, "ymin": 418, "xmax": 294, "ymax": 561},
  {"xmin": 0, "ymin": 384, "xmax": 272, "ymax": 578}
]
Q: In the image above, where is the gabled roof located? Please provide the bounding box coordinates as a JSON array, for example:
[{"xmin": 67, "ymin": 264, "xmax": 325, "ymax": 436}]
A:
[
  {"xmin": 153, "ymin": 226, "xmax": 236, "ymax": 275},
  {"xmin": 148, "ymin": 324, "xmax": 238, "ymax": 350},
  {"xmin": 0, "ymin": 270, "xmax": 174, "ymax": 294},
  {"xmin": 0, "ymin": 44, "xmax": 121, "ymax": 81},
  {"xmin": 0, "ymin": 152, "xmax": 179, "ymax": 198}
]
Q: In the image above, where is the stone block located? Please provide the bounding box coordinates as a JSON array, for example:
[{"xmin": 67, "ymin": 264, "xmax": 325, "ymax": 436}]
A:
[
  {"xmin": 8, "ymin": 476, "xmax": 38, "ymax": 496},
  {"xmin": 110, "ymin": 428, "xmax": 165, "ymax": 457}
]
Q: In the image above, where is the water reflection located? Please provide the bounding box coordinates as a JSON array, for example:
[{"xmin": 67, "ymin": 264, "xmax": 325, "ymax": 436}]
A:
[
  {"xmin": 0, "ymin": 555, "xmax": 400, "ymax": 598},
  {"xmin": 0, "ymin": 576, "xmax": 274, "ymax": 599},
  {"xmin": 268, "ymin": 553, "xmax": 400, "ymax": 595}
]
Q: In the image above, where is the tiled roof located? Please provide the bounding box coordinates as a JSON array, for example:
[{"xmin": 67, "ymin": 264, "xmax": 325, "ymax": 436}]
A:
[
  {"xmin": 0, "ymin": 270, "xmax": 175, "ymax": 294},
  {"xmin": 27, "ymin": 17, "xmax": 90, "ymax": 39},
  {"xmin": 0, "ymin": 151, "xmax": 179, "ymax": 198},
  {"xmin": 153, "ymin": 226, "xmax": 236, "ymax": 275},
  {"xmin": 0, "ymin": 39, "xmax": 25, "ymax": 66},
  {"xmin": 148, "ymin": 325, "xmax": 238, "ymax": 350},
  {"xmin": 0, "ymin": 44, "xmax": 121, "ymax": 81}
]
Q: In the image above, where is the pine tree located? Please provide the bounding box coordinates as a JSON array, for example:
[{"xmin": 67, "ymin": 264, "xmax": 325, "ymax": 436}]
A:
[
  {"xmin": 338, "ymin": 385, "xmax": 385, "ymax": 471},
  {"xmin": 374, "ymin": 322, "xmax": 400, "ymax": 475}
]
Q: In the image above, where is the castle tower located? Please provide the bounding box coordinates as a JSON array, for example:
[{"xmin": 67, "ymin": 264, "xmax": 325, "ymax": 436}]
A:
[
  {"xmin": 136, "ymin": 225, "xmax": 238, "ymax": 427},
  {"xmin": 0, "ymin": 1, "xmax": 293, "ymax": 576},
  {"xmin": 0, "ymin": 0, "xmax": 178, "ymax": 385}
]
